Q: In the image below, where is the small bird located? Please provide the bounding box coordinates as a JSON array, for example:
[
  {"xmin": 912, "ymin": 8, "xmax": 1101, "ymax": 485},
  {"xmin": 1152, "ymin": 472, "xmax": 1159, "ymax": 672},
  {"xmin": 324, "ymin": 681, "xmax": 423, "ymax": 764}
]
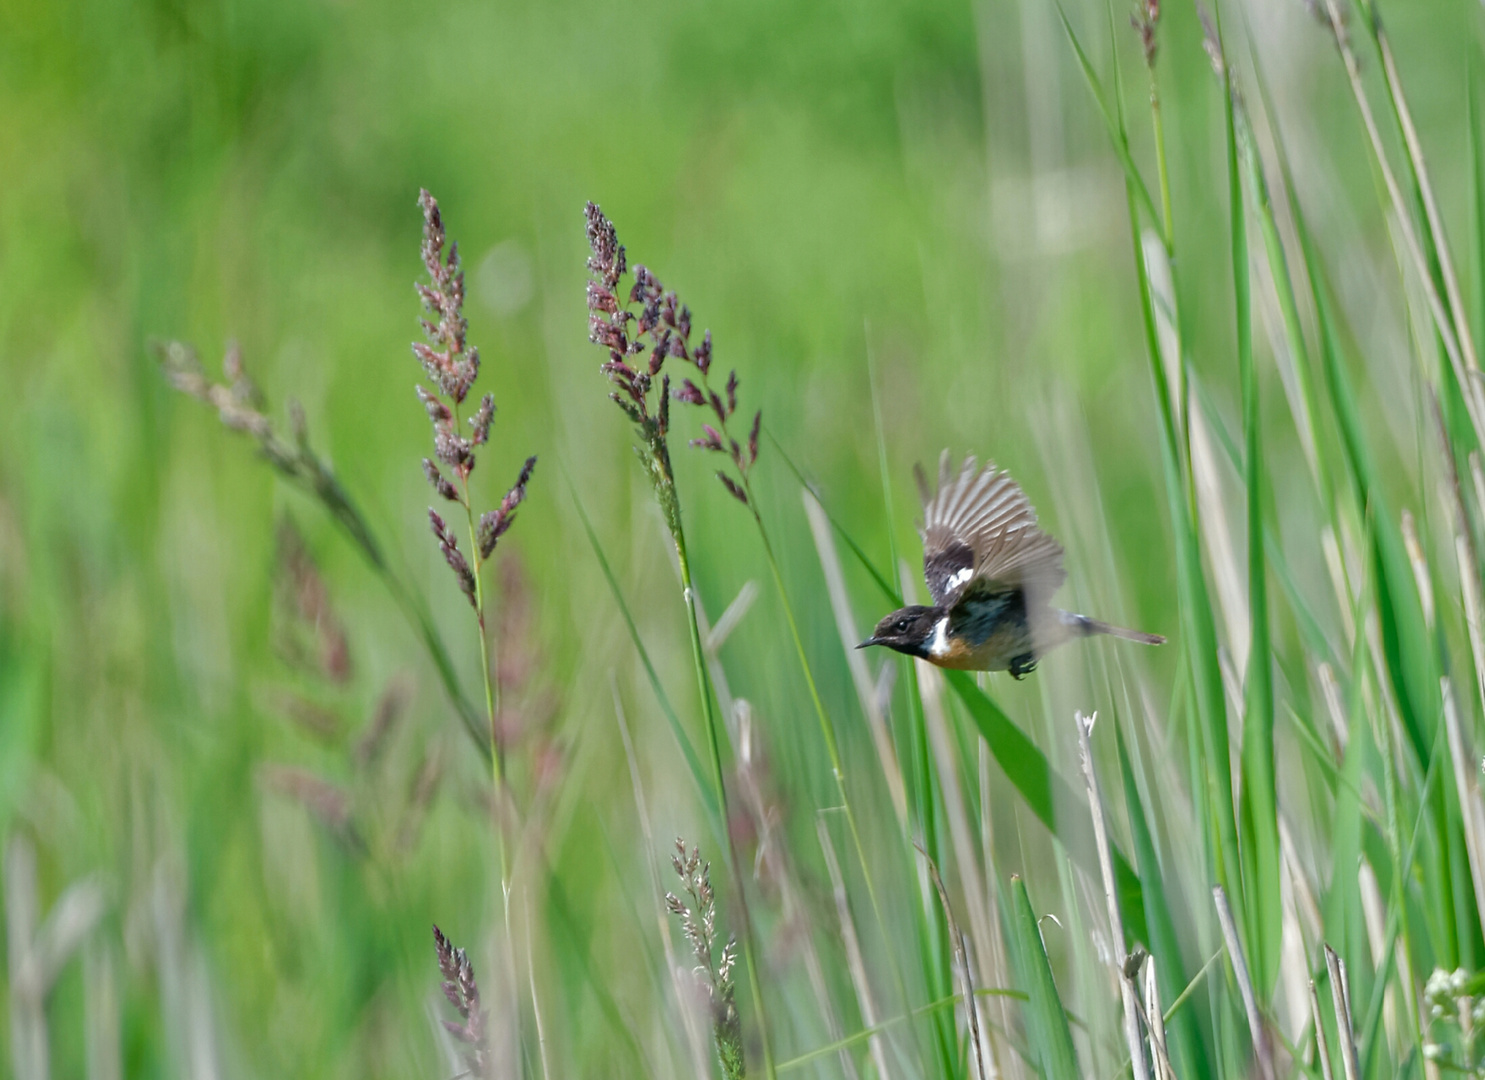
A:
[{"xmin": 859, "ymin": 452, "xmax": 1164, "ymax": 677}]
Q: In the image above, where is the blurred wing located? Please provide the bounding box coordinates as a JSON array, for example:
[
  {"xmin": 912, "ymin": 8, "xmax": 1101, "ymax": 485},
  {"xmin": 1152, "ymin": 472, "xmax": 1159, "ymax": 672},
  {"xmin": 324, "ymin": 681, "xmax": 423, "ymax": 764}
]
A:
[{"xmin": 916, "ymin": 451, "xmax": 1066, "ymax": 606}]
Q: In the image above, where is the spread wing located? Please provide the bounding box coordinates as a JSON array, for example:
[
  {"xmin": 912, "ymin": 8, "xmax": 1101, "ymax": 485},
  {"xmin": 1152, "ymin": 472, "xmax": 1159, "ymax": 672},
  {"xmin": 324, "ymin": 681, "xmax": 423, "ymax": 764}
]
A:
[{"xmin": 915, "ymin": 451, "xmax": 1066, "ymax": 607}]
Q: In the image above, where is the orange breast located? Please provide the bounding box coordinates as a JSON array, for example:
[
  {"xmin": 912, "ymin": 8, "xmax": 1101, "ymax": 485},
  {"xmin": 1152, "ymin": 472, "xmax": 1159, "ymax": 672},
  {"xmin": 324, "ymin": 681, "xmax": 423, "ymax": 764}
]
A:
[{"xmin": 927, "ymin": 623, "xmax": 1029, "ymax": 672}]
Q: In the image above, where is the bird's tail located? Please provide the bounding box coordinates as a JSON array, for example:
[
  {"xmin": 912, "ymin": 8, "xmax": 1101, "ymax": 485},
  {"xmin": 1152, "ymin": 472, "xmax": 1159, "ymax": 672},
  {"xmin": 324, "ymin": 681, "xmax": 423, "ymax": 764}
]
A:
[{"xmin": 1069, "ymin": 613, "xmax": 1165, "ymax": 646}]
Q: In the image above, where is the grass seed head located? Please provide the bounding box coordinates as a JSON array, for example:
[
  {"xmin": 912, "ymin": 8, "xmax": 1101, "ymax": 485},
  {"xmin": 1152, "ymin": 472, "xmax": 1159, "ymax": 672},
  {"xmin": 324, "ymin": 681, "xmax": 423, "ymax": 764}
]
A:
[{"xmin": 432, "ymin": 925, "xmax": 491, "ymax": 1078}]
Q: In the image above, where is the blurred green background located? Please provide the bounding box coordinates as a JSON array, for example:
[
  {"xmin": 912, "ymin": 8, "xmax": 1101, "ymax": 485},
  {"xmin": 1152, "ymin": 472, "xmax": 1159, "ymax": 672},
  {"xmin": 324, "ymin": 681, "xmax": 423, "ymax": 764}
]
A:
[{"xmin": 1, "ymin": 0, "xmax": 1480, "ymax": 1076}]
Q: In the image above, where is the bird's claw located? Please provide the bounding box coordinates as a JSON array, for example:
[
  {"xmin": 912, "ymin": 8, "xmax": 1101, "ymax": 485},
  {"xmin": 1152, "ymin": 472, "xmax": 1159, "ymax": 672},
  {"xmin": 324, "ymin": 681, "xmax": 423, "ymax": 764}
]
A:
[{"xmin": 1009, "ymin": 654, "xmax": 1037, "ymax": 680}]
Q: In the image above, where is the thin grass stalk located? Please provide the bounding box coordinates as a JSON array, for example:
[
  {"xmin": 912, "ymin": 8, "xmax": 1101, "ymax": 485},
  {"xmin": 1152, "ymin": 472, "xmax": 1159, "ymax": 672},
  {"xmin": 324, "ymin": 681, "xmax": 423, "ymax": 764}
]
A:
[
  {"xmin": 1213, "ymin": 885, "xmax": 1274, "ymax": 1080},
  {"xmin": 918, "ymin": 659, "xmax": 1002, "ymax": 1077},
  {"xmin": 693, "ymin": 589, "xmax": 861, "ymax": 1080},
  {"xmin": 1243, "ymin": 48, "xmax": 1340, "ymax": 524},
  {"xmin": 1367, "ymin": 603, "xmax": 1436, "ymax": 1057},
  {"xmin": 1006, "ymin": 875, "xmax": 1079, "ymax": 1080},
  {"xmin": 773, "ymin": 989, "xmax": 1027, "ymax": 1075},
  {"xmin": 920, "ymin": 849, "xmax": 988, "ymax": 1080},
  {"xmin": 818, "ymin": 818, "xmax": 896, "ymax": 1080},
  {"xmin": 613, "ymin": 683, "xmax": 712, "ymax": 1079},
  {"xmin": 567, "ymin": 474, "xmax": 717, "ymax": 820},
  {"xmin": 896, "ymin": 566, "xmax": 959, "ymax": 1080},
  {"xmin": 447, "ymin": 411, "xmax": 515, "ymax": 917},
  {"xmin": 872, "ymin": 341, "xmax": 958, "ymax": 1080},
  {"xmin": 522, "ymin": 891, "xmax": 551, "ymax": 1080},
  {"xmin": 1453, "ymin": 456, "xmax": 1485, "ymax": 729},
  {"xmin": 1131, "ymin": 2, "xmax": 1187, "ymax": 475},
  {"xmin": 1324, "ymin": 947, "xmax": 1362, "ymax": 1080},
  {"xmin": 676, "ymin": 526, "xmax": 777, "ymax": 1080},
  {"xmin": 728, "ymin": 469, "xmax": 917, "ymax": 1068},
  {"xmin": 1133, "ymin": 189, "xmax": 1242, "ymax": 910},
  {"xmin": 1076, "ymin": 3, "xmax": 1240, "ymax": 915},
  {"xmin": 1217, "ymin": 29, "xmax": 1281, "ymax": 998},
  {"xmin": 1440, "ymin": 678, "xmax": 1485, "ymax": 938},
  {"xmin": 1075, "ymin": 711, "xmax": 1152, "ymax": 1080},
  {"xmin": 802, "ymin": 491, "xmax": 907, "ymax": 827},
  {"xmin": 1053, "ymin": 3, "xmax": 1161, "ymax": 232},
  {"xmin": 1308, "ymin": 978, "xmax": 1337, "ymax": 1080},
  {"xmin": 1360, "ymin": 0, "xmax": 1482, "ymax": 385},
  {"xmin": 1144, "ymin": 50, "xmax": 1173, "ymax": 254},
  {"xmin": 1315, "ymin": 0, "xmax": 1485, "ymax": 441},
  {"xmin": 1144, "ymin": 960, "xmax": 1178, "ymax": 1080}
]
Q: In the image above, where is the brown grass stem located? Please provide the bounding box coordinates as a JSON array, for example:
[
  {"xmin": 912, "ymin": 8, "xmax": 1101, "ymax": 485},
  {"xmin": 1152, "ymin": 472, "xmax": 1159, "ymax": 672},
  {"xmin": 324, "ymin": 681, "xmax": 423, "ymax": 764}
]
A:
[
  {"xmin": 1324, "ymin": 946, "xmax": 1361, "ymax": 1080},
  {"xmin": 1308, "ymin": 978, "xmax": 1337, "ymax": 1080},
  {"xmin": 1076, "ymin": 711, "xmax": 1152, "ymax": 1080},
  {"xmin": 1213, "ymin": 885, "xmax": 1274, "ymax": 1080}
]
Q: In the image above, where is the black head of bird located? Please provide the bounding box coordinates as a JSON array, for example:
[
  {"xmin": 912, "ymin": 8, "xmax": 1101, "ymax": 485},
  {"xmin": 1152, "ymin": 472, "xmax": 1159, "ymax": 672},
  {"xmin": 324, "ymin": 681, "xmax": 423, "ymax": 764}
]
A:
[
  {"xmin": 857, "ymin": 605, "xmax": 940, "ymax": 659},
  {"xmin": 859, "ymin": 451, "xmax": 1165, "ymax": 679}
]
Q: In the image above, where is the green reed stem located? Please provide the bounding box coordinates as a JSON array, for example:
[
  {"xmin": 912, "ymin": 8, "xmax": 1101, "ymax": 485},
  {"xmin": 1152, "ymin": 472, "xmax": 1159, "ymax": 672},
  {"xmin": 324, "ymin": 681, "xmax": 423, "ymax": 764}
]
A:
[
  {"xmin": 671, "ymin": 517, "xmax": 777, "ymax": 1080},
  {"xmin": 685, "ymin": 360, "xmax": 913, "ymax": 1030},
  {"xmin": 732, "ymin": 476, "xmax": 927, "ymax": 1066},
  {"xmin": 453, "ymin": 400, "xmax": 512, "ymax": 923},
  {"xmin": 865, "ymin": 341, "xmax": 956, "ymax": 1076}
]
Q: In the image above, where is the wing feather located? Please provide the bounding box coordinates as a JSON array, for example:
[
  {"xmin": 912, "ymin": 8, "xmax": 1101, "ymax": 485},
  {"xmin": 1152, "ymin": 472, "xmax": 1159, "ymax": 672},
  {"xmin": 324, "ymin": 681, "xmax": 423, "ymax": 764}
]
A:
[{"xmin": 917, "ymin": 452, "xmax": 1065, "ymax": 606}]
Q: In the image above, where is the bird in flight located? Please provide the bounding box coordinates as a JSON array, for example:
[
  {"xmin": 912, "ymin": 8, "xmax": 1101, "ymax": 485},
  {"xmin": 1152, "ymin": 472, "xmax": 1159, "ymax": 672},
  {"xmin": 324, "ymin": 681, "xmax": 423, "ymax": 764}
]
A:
[{"xmin": 859, "ymin": 453, "xmax": 1164, "ymax": 677}]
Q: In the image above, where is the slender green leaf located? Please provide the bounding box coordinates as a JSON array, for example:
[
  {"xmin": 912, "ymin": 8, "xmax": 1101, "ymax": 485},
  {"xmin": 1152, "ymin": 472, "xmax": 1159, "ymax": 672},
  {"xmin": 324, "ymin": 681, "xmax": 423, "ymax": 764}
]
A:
[
  {"xmin": 1129, "ymin": 167, "xmax": 1241, "ymax": 919},
  {"xmin": 946, "ymin": 670, "xmax": 1147, "ymax": 944},
  {"xmin": 767, "ymin": 429, "xmax": 901, "ymax": 605},
  {"xmin": 1220, "ymin": 34, "xmax": 1280, "ymax": 999},
  {"xmin": 775, "ymin": 989, "xmax": 1030, "ymax": 1074},
  {"xmin": 1006, "ymin": 874, "xmax": 1080, "ymax": 1080},
  {"xmin": 1054, "ymin": 4, "xmax": 1160, "ymax": 232},
  {"xmin": 1116, "ymin": 723, "xmax": 1213, "ymax": 1080},
  {"xmin": 566, "ymin": 475, "xmax": 718, "ymax": 823}
]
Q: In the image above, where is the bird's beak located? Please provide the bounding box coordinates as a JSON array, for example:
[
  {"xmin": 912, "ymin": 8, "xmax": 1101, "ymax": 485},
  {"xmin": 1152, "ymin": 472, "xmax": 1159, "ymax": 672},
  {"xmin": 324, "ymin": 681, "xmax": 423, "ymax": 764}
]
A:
[{"xmin": 856, "ymin": 637, "xmax": 878, "ymax": 650}]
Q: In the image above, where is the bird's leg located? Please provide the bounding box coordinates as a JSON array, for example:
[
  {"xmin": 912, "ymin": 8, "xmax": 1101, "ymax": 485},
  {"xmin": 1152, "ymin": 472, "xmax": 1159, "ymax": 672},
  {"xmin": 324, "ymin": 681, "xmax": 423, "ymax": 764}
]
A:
[{"xmin": 1009, "ymin": 653, "xmax": 1038, "ymax": 680}]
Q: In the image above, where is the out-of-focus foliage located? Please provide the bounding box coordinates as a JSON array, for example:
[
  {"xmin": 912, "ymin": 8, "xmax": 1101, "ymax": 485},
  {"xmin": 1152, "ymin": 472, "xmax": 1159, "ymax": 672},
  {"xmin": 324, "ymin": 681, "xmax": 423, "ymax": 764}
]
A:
[{"xmin": 2, "ymin": 0, "xmax": 1483, "ymax": 1077}]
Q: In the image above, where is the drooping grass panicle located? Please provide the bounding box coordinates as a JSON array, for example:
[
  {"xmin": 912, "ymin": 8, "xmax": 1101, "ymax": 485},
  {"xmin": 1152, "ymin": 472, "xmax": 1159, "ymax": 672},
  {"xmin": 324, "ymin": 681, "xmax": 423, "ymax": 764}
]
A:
[
  {"xmin": 433, "ymin": 924, "xmax": 491, "ymax": 1079},
  {"xmin": 159, "ymin": 337, "xmax": 491, "ymax": 748},
  {"xmin": 159, "ymin": 341, "xmax": 388, "ymax": 571},
  {"xmin": 665, "ymin": 838, "xmax": 745, "ymax": 1080}
]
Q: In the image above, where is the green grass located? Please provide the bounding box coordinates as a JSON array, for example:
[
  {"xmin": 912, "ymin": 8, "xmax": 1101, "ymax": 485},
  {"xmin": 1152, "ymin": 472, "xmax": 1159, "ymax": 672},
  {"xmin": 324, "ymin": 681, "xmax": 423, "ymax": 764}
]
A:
[{"xmin": 4, "ymin": 0, "xmax": 1485, "ymax": 1078}]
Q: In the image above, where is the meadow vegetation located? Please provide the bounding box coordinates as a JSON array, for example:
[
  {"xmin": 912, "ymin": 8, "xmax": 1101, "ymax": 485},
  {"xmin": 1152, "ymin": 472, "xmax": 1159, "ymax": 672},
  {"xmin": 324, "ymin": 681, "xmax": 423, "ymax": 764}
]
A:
[{"xmin": 2, "ymin": 0, "xmax": 1485, "ymax": 1078}]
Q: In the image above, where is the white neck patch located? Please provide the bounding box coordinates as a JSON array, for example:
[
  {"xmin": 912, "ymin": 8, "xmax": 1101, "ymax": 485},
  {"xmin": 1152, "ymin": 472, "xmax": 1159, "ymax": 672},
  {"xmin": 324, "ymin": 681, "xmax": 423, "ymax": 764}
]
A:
[{"xmin": 928, "ymin": 616, "xmax": 951, "ymax": 659}]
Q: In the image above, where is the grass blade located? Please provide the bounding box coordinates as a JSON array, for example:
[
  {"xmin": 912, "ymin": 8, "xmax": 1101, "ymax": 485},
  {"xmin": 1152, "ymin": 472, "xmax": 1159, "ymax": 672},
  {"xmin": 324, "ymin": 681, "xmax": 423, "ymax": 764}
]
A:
[
  {"xmin": 1053, "ymin": 4, "xmax": 1160, "ymax": 233},
  {"xmin": 1214, "ymin": 885, "xmax": 1274, "ymax": 1080},
  {"xmin": 1006, "ymin": 875, "xmax": 1080, "ymax": 1080},
  {"xmin": 944, "ymin": 670, "xmax": 1148, "ymax": 944},
  {"xmin": 1116, "ymin": 723, "xmax": 1211, "ymax": 1080},
  {"xmin": 1075, "ymin": 711, "xmax": 1151, "ymax": 1080},
  {"xmin": 1217, "ymin": 29, "xmax": 1280, "ymax": 998},
  {"xmin": 565, "ymin": 473, "xmax": 718, "ymax": 823}
]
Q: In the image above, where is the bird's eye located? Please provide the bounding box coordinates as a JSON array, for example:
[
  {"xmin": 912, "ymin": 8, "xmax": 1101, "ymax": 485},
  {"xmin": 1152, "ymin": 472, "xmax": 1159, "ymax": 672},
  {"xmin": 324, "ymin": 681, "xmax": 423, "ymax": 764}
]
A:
[{"xmin": 895, "ymin": 619, "xmax": 909, "ymax": 633}]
